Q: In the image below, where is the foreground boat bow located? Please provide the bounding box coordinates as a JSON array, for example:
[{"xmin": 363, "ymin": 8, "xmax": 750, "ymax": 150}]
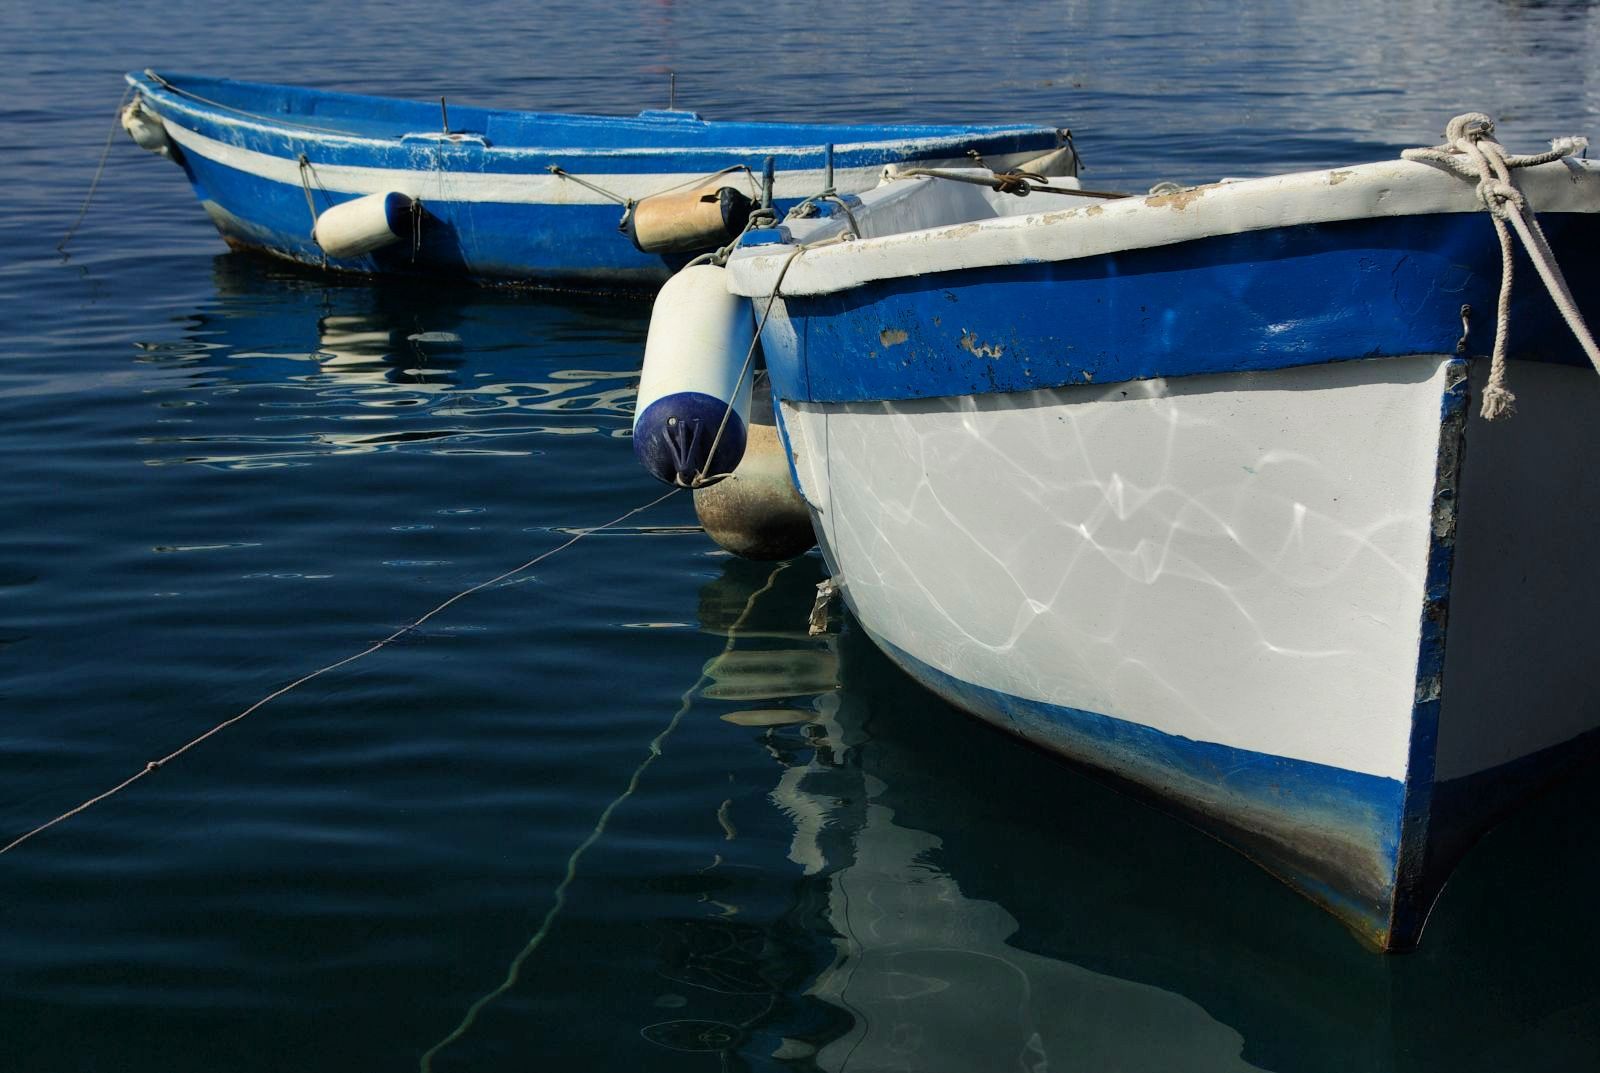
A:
[{"xmin": 698, "ymin": 118, "xmax": 1600, "ymax": 950}]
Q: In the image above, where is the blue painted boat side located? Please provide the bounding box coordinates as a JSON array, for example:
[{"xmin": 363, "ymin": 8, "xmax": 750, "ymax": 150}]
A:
[
  {"xmin": 135, "ymin": 68, "xmax": 1065, "ymax": 285},
  {"xmin": 177, "ymin": 145, "xmax": 887, "ymax": 284},
  {"xmin": 176, "ymin": 147, "xmax": 681, "ymax": 282},
  {"xmin": 861, "ymin": 629, "xmax": 1408, "ymax": 947},
  {"xmin": 765, "ymin": 212, "xmax": 1600, "ymax": 404}
]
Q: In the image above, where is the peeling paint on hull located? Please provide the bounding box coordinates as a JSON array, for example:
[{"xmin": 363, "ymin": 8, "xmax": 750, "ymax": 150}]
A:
[{"xmin": 768, "ymin": 213, "xmax": 1600, "ymax": 406}]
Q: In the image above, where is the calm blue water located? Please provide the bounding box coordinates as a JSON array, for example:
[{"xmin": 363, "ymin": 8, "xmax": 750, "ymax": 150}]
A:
[{"xmin": 4, "ymin": 2, "xmax": 1600, "ymax": 1069}]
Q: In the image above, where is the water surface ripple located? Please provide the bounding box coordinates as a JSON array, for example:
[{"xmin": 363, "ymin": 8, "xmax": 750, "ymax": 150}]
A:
[{"xmin": 3, "ymin": 2, "xmax": 1599, "ymax": 1070}]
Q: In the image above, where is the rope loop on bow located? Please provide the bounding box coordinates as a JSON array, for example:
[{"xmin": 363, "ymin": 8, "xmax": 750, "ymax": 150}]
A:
[{"xmin": 1402, "ymin": 113, "xmax": 1598, "ymax": 419}]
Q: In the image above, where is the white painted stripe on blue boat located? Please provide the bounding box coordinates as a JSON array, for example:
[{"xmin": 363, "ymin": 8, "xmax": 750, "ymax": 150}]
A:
[
  {"xmin": 162, "ymin": 120, "xmax": 875, "ymax": 205},
  {"xmin": 158, "ymin": 106, "xmax": 1055, "ymax": 206},
  {"xmin": 729, "ymin": 157, "xmax": 1600, "ymax": 297},
  {"xmin": 781, "ymin": 354, "xmax": 1464, "ymax": 780}
]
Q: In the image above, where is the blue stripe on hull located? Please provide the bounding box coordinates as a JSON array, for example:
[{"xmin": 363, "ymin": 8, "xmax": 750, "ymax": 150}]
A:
[
  {"xmin": 769, "ymin": 212, "xmax": 1600, "ymax": 403},
  {"xmin": 178, "ymin": 150, "xmax": 698, "ymax": 284},
  {"xmin": 179, "ymin": 148, "xmax": 957, "ymax": 285},
  {"xmin": 859, "ymin": 629, "xmax": 1410, "ymax": 948}
]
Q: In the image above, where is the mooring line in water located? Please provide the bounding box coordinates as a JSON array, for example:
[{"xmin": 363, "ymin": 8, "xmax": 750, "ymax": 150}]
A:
[
  {"xmin": 57, "ymin": 86, "xmax": 134, "ymax": 256},
  {"xmin": 0, "ymin": 487, "xmax": 683, "ymax": 859},
  {"xmin": 418, "ymin": 560, "xmax": 791, "ymax": 1073}
]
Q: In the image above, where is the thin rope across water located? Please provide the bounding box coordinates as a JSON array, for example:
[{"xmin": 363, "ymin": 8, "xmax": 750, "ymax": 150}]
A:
[
  {"xmin": 418, "ymin": 559, "xmax": 792, "ymax": 1072},
  {"xmin": 0, "ymin": 487, "xmax": 682, "ymax": 858},
  {"xmin": 57, "ymin": 87, "xmax": 134, "ymax": 255}
]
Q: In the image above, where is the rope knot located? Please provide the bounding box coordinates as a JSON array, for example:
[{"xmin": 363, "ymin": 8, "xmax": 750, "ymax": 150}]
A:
[
  {"xmin": 1404, "ymin": 112, "xmax": 1600, "ymax": 421},
  {"xmin": 991, "ymin": 172, "xmax": 1032, "ymax": 196},
  {"xmin": 1445, "ymin": 112, "xmax": 1495, "ymax": 149},
  {"xmin": 1477, "ymin": 177, "xmax": 1524, "ymax": 217}
]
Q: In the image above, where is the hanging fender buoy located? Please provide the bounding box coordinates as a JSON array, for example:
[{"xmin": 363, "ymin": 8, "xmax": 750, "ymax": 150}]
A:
[
  {"xmin": 624, "ymin": 185, "xmax": 754, "ymax": 254},
  {"xmin": 121, "ymin": 98, "xmax": 171, "ymax": 156},
  {"xmin": 312, "ymin": 191, "xmax": 415, "ymax": 259},
  {"xmin": 692, "ymin": 378, "xmax": 816, "ymax": 560},
  {"xmin": 634, "ymin": 264, "xmax": 754, "ymax": 487}
]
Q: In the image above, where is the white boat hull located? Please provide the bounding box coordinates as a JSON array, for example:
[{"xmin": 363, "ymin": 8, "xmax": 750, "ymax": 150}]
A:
[{"xmin": 776, "ymin": 354, "xmax": 1600, "ymax": 947}]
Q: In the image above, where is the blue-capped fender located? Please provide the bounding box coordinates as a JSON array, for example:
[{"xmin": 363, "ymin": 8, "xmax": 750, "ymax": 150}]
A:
[{"xmin": 633, "ymin": 264, "xmax": 754, "ymax": 486}]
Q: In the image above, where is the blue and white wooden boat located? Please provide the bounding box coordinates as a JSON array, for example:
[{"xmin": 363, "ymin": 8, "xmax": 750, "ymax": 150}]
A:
[
  {"xmin": 650, "ymin": 115, "xmax": 1600, "ymax": 950},
  {"xmin": 119, "ymin": 70, "xmax": 1074, "ymax": 288}
]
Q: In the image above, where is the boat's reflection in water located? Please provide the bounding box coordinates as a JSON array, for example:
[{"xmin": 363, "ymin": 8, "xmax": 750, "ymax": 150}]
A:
[
  {"xmin": 685, "ymin": 559, "xmax": 1600, "ymax": 1073},
  {"xmin": 138, "ymin": 255, "xmax": 647, "ymax": 469}
]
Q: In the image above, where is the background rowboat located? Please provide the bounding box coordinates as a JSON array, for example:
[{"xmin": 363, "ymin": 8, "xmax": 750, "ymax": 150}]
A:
[{"xmin": 122, "ymin": 69, "xmax": 1074, "ymax": 288}]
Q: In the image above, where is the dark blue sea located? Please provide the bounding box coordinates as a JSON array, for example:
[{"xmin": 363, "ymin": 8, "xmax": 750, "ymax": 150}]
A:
[{"xmin": 4, "ymin": 2, "xmax": 1600, "ymax": 1069}]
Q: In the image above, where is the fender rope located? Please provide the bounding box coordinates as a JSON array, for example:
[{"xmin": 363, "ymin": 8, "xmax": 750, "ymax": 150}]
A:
[
  {"xmin": 548, "ymin": 163, "xmax": 761, "ymax": 232},
  {"xmin": 687, "ymin": 231, "xmax": 856, "ymax": 489}
]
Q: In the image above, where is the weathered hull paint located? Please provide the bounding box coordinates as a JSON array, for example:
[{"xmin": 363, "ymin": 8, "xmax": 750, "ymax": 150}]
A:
[{"xmin": 761, "ymin": 212, "xmax": 1600, "ymax": 405}]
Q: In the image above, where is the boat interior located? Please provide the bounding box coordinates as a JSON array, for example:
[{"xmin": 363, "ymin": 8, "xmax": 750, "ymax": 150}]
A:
[
  {"xmin": 132, "ymin": 71, "xmax": 1050, "ymax": 150},
  {"xmin": 788, "ymin": 168, "xmax": 1106, "ymax": 243}
]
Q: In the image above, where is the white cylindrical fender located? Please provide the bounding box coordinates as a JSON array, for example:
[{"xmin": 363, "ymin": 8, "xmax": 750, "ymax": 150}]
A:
[
  {"xmin": 312, "ymin": 191, "xmax": 414, "ymax": 259},
  {"xmin": 121, "ymin": 99, "xmax": 170, "ymax": 155},
  {"xmin": 633, "ymin": 264, "xmax": 754, "ymax": 487}
]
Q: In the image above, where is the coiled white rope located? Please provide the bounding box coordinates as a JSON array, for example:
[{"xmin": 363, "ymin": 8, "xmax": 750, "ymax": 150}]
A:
[{"xmin": 1403, "ymin": 113, "xmax": 1599, "ymax": 419}]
